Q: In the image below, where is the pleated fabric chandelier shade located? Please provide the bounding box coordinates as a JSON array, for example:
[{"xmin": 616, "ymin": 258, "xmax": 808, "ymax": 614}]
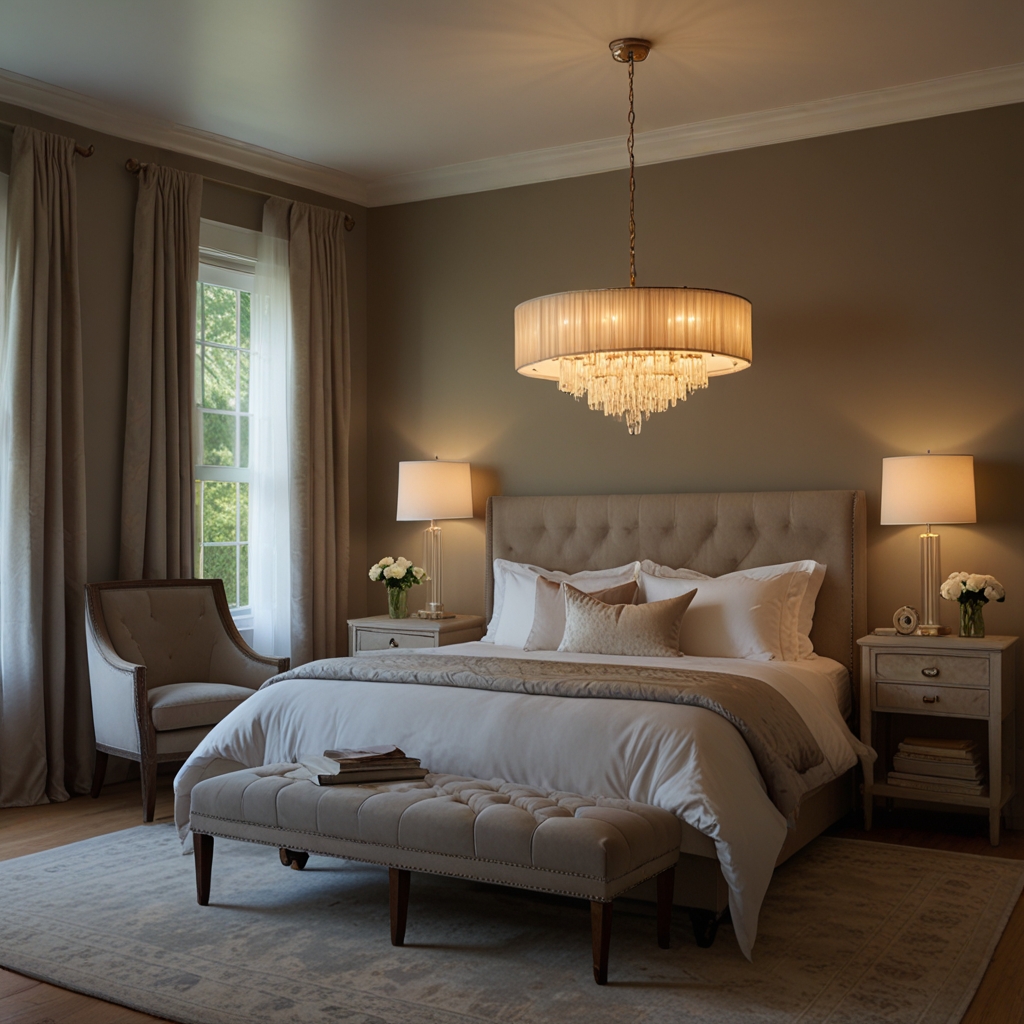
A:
[
  {"xmin": 515, "ymin": 287, "xmax": 751, "ymax": 434},
  {"xmin": 514, "ymin": 39, "xmax": 752, "ymax": 435}
]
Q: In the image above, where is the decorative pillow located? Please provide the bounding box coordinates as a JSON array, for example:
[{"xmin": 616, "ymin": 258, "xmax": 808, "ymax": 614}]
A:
[
  {"xmin": 557, "ymin": 585, "xmax": 695, "ymax": 658},
  {"xmin": 524, "ymin": 578, "xmax": 639, "ymax": 652},
  {"xmin": 485, "ymin": 559, "xmax": 640, "ymax": 647},
  {"xmin": 639, "ymin": 559, "xmax": 826, "ymax": 660}
]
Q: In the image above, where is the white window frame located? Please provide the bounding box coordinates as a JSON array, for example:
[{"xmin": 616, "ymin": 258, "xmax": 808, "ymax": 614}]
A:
[{"xmin": 196, "ymin": 256, "xmax": 256, "ymax": 636}]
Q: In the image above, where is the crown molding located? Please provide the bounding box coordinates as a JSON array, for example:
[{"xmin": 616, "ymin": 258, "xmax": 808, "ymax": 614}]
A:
[
  {"xmin": 1, "ymin": 61, "xmax": 1020, "ymax": 211},
  {"xmin": 368, "ymin": 63, "xmax": 1024, "ymax": 207},
  {"xmin": 0, "ymin": 66, "xmax": 368, "ymax": 206}
]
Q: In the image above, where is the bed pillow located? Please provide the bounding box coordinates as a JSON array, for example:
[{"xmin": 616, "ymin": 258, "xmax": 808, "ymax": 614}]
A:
[
  {"xmin": 640, "ymin": 559, "xmax": 826, "ymax": 660},
  {"xmin": 641, "ymin": 570, "xmax": 798, "ymax": 661},
  {"xmin": 557, "ymin": 585, "xmax": 695, "ymax": 658},
  {"xmin": 486, "ymin": 559, "xmax": 640, "ymax": 648},
  {"xmin": 524, "ymin": 577, "xmax": 639, "ymax": 652}
]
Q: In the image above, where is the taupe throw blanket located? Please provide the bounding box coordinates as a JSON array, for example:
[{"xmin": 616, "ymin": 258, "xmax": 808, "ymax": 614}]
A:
[{"xmin": 265, "ymin": 655, "xmax": 824, "ymax": 819}]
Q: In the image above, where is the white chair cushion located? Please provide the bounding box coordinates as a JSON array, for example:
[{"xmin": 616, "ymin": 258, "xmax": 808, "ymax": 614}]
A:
[{"xmin": 148, "ymin": 682, "xmax": 255, "ymax": 732}]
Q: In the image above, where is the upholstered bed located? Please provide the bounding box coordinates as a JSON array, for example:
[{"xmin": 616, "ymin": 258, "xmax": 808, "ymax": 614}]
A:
[{"xmin": 174, "ymin": 489, "xmax": 868, "ymax": 958}]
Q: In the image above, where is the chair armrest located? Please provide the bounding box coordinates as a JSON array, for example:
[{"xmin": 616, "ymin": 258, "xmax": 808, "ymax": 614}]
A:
[
  {"xmin": 85, "ymin": 589, "xmax": 149, "ymax": 757},
  {"xmin": 208, "ymin": 589, "xmax": 290, "ymax": 686}
]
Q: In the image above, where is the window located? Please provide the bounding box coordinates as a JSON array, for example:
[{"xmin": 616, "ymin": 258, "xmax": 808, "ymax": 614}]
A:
[{"xmin": 195, "ymin": 260, "xmax": 254, "ymax": 617}]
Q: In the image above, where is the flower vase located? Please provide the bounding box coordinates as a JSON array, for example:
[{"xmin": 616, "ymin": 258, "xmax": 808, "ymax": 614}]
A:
[
  {"xmin": 387, "ymin": 587, "xmax": 408, "ymax": 620},
  {"xmin": 959, "ymin": 600, "xmax": 985, "ymax": 639}
]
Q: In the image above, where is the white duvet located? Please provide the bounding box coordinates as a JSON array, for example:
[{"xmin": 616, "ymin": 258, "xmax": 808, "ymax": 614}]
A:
[{"xmin": 174, "ymin": 643, "xmax": 868, "ymax": 959}]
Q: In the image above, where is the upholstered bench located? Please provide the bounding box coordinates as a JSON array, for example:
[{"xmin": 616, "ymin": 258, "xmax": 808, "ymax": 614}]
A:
[{"xmin": 189, "ymin": 770, "xmax": 682, "ymax": 984}]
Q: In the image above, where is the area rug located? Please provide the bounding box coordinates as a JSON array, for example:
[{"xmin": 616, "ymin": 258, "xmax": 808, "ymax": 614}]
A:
[{"xmin": 0, "ymin": 827, "xmax": 1021, "ymax": 1024}]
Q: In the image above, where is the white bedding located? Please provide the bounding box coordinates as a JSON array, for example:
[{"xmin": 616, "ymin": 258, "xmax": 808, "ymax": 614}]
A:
[{"xmin": 174, "ymin": 643, "xmax": 868, "ymax": 959}]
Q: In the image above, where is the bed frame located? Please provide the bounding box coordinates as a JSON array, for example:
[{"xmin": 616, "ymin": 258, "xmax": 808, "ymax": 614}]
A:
[{"xmin": 485, "ymin": 490, "xmax": 867, "ymax": 939}]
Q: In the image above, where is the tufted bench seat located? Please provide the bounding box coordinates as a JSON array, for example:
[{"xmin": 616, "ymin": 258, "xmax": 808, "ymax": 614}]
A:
[{"xmin": 189, "ymin": 769, "xmax": 682, "ymax": 984}]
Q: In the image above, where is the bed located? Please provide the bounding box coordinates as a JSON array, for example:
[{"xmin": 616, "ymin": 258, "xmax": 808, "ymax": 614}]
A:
[{"xmin": 174, "ymin": 489, "xmax": 869, "ymax": 958}]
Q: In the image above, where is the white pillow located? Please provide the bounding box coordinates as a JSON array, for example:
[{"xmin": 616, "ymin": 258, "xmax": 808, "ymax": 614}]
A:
[
  {"xmin": 640, "ymin": 559, "xmax": 826, "ymax": 660},
  {"xmin": 485, "ymin": 559, "xmax": 640, "ymax": 648},
  {"xmin": 524, "ymin": 577, "xmax": 639, "ymax": 652}
]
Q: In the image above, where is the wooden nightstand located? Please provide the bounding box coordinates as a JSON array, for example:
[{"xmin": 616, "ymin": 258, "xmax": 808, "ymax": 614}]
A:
[
  {"xmin": 857, "ymin": 633, "xmax": 1018, "ymax": 845},
  {"xmin": 348, "ymin": 614, "xmax": 486, "ymax": 654}
]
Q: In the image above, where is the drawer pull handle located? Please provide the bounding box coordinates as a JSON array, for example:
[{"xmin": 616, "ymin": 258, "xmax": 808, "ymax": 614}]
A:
[
  {"xmin": 921, "ymin": 668, "xmax": 939, "ymax": 678},
  {"xmin": 389, "ymin": 638, "xmax": 398, "ymax": 648},
  {"xmin": 922, "ymin": 695, "xmax": 939, "ymax": 704}
]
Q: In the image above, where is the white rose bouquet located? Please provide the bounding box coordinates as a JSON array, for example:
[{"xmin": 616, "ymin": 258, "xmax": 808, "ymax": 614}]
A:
[
  {"xmin": 369, "ymin": 556, "xmax": 428, "ymax": 619},
  {"xmin": 940, "ymin": 571, "xmax": 1005, "ymax": 638}
]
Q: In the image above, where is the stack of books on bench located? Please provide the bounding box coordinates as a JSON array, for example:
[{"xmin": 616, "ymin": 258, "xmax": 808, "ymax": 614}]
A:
[
  {"xmin": 317, "ymin": 745, "xmax": 429, "ymax": 786},
  {"xmin": 887, "ymin": 737, "xmax": 986, "ymax": 796}
]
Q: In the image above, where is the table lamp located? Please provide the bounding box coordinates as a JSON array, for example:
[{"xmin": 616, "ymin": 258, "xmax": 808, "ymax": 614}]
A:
[
  {"xmin": 880, "ymin": 454, "xmax": 976, "ymax": 635},
  {"xmin": 396, "ymin": 460, "xmax": 473, "ymax": 619}
]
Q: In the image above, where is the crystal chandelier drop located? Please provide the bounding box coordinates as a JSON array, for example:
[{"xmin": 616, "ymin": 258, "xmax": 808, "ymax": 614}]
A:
[{"xmin": 514, "ymin": 38, "xmax": 752, "ymax": 435}]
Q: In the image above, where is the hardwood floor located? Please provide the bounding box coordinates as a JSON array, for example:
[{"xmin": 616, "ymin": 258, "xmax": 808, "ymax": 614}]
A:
[{"xmin": 1, "ymin": 786, "xmax": 1023, "ymax": 1022}]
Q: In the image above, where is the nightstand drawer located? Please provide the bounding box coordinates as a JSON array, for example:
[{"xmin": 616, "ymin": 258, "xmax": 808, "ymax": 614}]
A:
[
  {"xmin": 874, "ymin": 681, "xmax": 989, "ymax": 717},
  {"xmin": 354, "ymin": 629, "xmax": 435, "ymax": 652},
  {"xmin": 875, "ymin": 652, "xmax": 989, "ymax": 688}
]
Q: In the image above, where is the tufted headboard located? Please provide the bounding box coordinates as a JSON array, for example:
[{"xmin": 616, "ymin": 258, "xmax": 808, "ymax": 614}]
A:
[{"xmin": 485, "ymin": 490, "xmax": 867, "ymax": 679}]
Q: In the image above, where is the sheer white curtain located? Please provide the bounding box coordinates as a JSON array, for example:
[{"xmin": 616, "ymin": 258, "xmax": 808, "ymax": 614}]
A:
[{"xmin": 249, "ymin": 204, "xmax": 293, "ymax": 658}]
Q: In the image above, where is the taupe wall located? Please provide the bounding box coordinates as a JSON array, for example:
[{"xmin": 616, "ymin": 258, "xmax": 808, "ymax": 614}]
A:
[
  {"xmin": 0, "ymin": 100, "xmax": 369, "ymax": 622},
  {"xmin": 367, "ymin": 105, "xmax": 1023, "ymax": 809}
]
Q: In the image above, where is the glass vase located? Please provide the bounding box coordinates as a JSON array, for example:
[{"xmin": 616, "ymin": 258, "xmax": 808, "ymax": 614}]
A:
[
  {"xmin": 387, "ymin": 587, "xmax": 408, "ymax": 620},
  {"xmin": 959, "ymin": 600, "xmax": 985, "ymax": 639}
]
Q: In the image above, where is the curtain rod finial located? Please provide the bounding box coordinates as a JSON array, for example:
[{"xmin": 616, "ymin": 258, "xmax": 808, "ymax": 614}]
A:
[
  {"xmin": 74, "ymin": 143, "xmax": 94, "ymax": 158},
  {"xmin": 125, "ymin": 157, "xmax": 143, "ymax": 174}
]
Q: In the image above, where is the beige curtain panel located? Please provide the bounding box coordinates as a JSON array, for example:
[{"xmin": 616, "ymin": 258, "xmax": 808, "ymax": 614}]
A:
[
  {"xmin": 264, "ymin": 198, "xmax": 352, "ymax": 666},
  {"xmin": 0, "ymin": 126, "xmax": 90, "ymax": 807},
  {"xmin": 119, "ymin": 164, "xmax": 202, "ymax": 580}
]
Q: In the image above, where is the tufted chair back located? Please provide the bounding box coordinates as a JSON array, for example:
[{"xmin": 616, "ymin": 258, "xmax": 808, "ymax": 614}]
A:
[{"xmin": 97, "ymin": 583, "xmax": 270, "ymax": 690}]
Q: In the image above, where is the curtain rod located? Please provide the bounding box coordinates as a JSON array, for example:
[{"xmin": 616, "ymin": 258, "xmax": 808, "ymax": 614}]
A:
[
  {"xmin": 125, "ymin": 157, "xmax": 355, "ymax": 232},
  {"xmin": 0, "ymin": 119, "xmax": 94, "ymax": 157}
]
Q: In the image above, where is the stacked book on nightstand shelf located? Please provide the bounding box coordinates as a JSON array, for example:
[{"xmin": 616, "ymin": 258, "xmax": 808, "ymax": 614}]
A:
[{"xmin": 887, "ymin": 737, "xmax": 986, "ymax": 797}]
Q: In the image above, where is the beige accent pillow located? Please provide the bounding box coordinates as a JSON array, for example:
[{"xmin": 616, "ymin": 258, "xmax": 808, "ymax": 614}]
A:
[
  {"xmin": 524, "ymin": 578, "xmax": 639, "ymax": 652},
  {"xmin": 557, "ymin": 585, "xmax": 695, "ymax": 658}
]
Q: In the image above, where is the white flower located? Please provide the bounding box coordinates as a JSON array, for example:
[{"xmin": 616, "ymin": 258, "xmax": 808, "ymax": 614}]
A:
[
  {"xmin": 383, "ymin": 564, "xmax": 407, "ymax": 580},
  {"xmin": 368, "ymin": 565, "xmax": 382, "ymax": 581},
  {"xmin": 395, "ymin": 556, "xmax": 412, "ymax": 569},
  {"xmin": 940, "ymin": 578, "xmax": 963, "ymax": 601},
  {"xmin": 412, "ymin": 566, "xmax": 426, "ymax": 580},
  {"xmin": 985, "ymin": 583, "xmax": 1005, "ymax": 602},
  {"xmin": 378, "ymin": 556, "xmax": 395, "ymax": 567},
  {"xmin": 966, "ymin": 574, "xmax": 988, "ymax": 593}
]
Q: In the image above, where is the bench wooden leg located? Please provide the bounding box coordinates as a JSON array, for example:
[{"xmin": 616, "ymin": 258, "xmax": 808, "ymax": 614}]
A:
[
  {"xmin": 591, "ymin": 900, "xmax": 612, "ymax": 985},
  {"xmin": 656, "ymin": 866, "xmax": 674, "ymax": 949},
  {"xmin": 90, "ymin": 750, "xmax": 108, "ymax": 799},
  {"xmin": 194, "ymin": 833, "xmax": 214, "ymax": 906},
  {"xmin": 390, "ymin": 868, "xmax": 410, "ymax": 946},
  {"xmin": 279, "ymin": 848, "xmax": 309, "ymax": 870}
]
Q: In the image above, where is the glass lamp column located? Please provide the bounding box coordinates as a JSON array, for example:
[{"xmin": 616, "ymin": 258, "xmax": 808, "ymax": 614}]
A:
[
  {"xmin": 918, "ymin": 528, "xmax": 942, "ymax": 636},
  {"xmin": 422, "ymin": 519, "xmax": 450, "ymax": 619}
]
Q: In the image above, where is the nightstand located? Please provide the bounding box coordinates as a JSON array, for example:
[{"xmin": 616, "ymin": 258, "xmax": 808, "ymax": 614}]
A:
[
  {"xmin": 857, "ymin": 633, "xmax": 1018, "ymax": 845},
  {"xmin": 348, "ymin": 614, "xmax": 486, "ymax": 654}
]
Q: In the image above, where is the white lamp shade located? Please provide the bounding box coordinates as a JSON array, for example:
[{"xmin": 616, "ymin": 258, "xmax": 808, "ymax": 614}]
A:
[
  {"xmin": 880, "ymin": 455, "xmax": 976, "ymax": 525},
  {"xmin": 396, "ymin": 461, "xmax": 473, "ymax": 521}
]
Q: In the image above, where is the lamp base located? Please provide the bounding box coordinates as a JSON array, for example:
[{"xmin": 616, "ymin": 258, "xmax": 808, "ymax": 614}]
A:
[
  {"xmin": 916, "ymin": 624, "xmax": 951, "ymax": 637},
  {"xmin": 414, "ymin": 609, "xmax": 456, "ymax": 620}
]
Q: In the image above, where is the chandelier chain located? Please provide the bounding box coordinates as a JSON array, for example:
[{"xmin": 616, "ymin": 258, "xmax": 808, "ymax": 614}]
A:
[{"xmin": 628, "ymin": 55, "xmax": 636, "ymax": 288}]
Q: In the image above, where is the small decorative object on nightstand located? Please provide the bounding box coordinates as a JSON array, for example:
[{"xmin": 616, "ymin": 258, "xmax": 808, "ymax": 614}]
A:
[
  {"xmin": 348, "ymin": 614, "xmax": 486, "ymax": 654},
  {"xmin": 940, "ymin": 572, "xmax": 1006, "ymax": 639},
  {"xmin": 858, "ymin": 632, "xmax": 1017, "ymax": 845}
]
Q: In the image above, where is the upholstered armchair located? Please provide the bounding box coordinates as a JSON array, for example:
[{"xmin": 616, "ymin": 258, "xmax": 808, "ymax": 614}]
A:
[{"xmin": 86, "ymin": 579, "xmax": 289, "ymax": 821}]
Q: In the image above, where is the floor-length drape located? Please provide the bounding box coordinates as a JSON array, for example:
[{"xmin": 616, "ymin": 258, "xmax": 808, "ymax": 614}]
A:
[
  {"xmin": 254, "ymin": 198, "xmax": 351, "ymax": 666},
  {"xmin": 119, "ymin": 164, "xmax": 202, "ymax": 580},
  {"xmin": 0, "ymin": 127, "xmax": 90, "ymax": 806}
]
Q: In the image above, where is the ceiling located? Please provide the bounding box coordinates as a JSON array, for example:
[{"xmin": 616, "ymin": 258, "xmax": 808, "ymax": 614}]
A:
[{"xmin": 0, "ymin": 0, "xmax": 1021, "ymax": 205}]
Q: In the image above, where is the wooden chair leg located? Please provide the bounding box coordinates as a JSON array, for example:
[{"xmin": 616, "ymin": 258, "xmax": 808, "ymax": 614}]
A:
[
  {"xmin": 390, "ymin": 868, "xmax": 410, "ymax": 946},
  {"xmin": 141, "ymin": 755, "xmax": 157, "ymax": 823},
  {"xmin": 194, "ymin": 833, "xmax": 214, "ymax": 906},
  {"xmin": 591, "ymin": 900, "xmax": 612, "ymax": 985},
  {"xmin": 656, "ymin": 866, "xmax": 675, "ymax": 949},
  {"xmin": 90, "ymin": 750, "xmax": 108, "ymax": 799}
]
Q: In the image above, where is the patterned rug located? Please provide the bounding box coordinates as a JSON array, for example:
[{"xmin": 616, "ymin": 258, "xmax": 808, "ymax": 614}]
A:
[{"xmin": 0, "ymin": 827, "xmax": 1020, "ymax": 1024}]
